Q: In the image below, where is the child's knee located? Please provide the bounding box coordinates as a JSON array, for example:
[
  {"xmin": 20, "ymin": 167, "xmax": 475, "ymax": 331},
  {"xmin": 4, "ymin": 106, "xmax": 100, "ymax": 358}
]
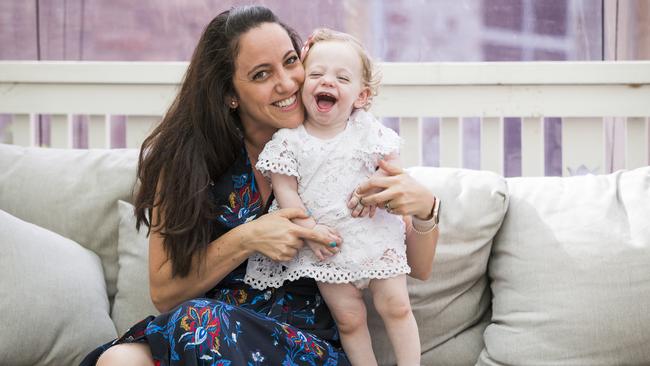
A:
[
  {"xmin": 333, "ymin": 307, "xmax": 367, "ymax": 334},
  {"xmin": 374, "ymin": 293, "xmax": 412, "ymax": 320}
]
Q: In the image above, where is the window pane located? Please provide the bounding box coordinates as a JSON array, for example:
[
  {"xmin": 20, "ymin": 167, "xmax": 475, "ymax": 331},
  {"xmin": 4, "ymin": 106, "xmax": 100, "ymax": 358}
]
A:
[{"xmin": 0, "ymin": 0, "xmax": 604, "ymax": 62}]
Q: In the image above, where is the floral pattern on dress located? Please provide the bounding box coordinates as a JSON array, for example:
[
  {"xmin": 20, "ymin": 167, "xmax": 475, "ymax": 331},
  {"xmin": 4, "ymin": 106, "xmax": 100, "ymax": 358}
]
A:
[
  {"xmin": 178, "ymin": 305, "xmax": 222, "ymax": 356},
  {"xmin": 217, "ymin": 170, "xmax": 262, "ymax": 228}
]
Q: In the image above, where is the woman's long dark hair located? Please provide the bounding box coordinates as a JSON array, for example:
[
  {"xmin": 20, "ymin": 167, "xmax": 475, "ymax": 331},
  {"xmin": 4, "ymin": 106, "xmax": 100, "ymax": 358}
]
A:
[{"xmin": 134, "ymin": 6, "xmax": 302, "ymax": 278}]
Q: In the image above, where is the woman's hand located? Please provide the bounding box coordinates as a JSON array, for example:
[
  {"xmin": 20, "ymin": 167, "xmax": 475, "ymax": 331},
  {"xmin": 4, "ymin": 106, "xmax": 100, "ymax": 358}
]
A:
[
  {"xmin": 149, "ymin": 207, "xmax": 340, "ymax": 312},
  {"xmin": 245, "ymin": 208, "xmax": 341, "ymax": 262},
  {"xmin": 355, "ymin": 159, "xmax": 434, "ymax": 220},
  {"xmin": 355, "ymin": 160, "xmax": 438, "ymax": 280},
  {"xmin": 347, "ymin": 188, "xmax": 379, "ymax": 218}
]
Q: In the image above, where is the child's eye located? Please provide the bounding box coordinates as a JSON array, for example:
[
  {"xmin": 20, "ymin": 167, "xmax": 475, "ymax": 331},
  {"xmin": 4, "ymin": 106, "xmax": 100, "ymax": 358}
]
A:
[
  {"xmin": 252, "ymin": 71, "xmax": 269, "ymax": 81},
  {"xmin": 338, "ymin": 76, "xmax": 350, "ymax": 82},
  {"xmin": 310, "ymin": 73, "xmax": 323, "ymax": 78}
]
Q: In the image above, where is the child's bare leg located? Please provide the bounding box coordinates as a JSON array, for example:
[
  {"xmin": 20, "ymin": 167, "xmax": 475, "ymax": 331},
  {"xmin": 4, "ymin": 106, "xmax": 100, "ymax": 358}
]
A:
[
  {"xmin": 317, "ymin": 282, "xmax": 378, "ymax": 366},
  {"xmin": 369, "ymin": 275, "xmax": 420, "ymax": 366}
]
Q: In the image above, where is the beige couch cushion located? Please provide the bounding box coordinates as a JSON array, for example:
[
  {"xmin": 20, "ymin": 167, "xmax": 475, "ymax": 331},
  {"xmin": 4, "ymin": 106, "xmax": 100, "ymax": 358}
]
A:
[
  {"xmin": 368, "ymin": 167, "xmax": 508, "ymax": 366},
  {"xmin": 0, "ymin": 144, "xmax": 138, "ymax": 300},
  {"xmin": 479, "ymin": 167, "xmax": 650, "ymax": 365},
  {"xmin": 111, "ymin": 200, "xmax": 160, "ymax": 335},
  {"xmin": 0, "ymin": 209, "xmax": 117, "ymax": 365}
]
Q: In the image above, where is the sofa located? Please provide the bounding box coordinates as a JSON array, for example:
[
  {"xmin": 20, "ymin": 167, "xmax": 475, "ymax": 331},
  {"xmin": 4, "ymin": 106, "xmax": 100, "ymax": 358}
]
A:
[{"xmin": 1, "ymin": 142, "xmax": 649, "ymax": 366}]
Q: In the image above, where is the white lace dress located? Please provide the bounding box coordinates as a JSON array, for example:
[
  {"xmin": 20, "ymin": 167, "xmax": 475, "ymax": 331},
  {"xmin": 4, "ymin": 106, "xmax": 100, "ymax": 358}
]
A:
[{"xmin": 244, "ymin": 110, "xmax": 410, "ymax": 290}]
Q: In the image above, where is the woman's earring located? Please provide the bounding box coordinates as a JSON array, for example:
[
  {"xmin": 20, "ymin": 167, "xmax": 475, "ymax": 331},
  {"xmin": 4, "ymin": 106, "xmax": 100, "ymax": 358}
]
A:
[{"xmin": 229, "ymin": 100, "xmax": 238, "ymax": 109}]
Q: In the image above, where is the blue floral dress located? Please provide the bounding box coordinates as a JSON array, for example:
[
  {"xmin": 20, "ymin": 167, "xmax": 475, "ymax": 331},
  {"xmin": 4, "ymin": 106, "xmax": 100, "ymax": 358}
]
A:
[{"xmin": 81, "ymin": 149, "xmax": 349, "ymax": 366}]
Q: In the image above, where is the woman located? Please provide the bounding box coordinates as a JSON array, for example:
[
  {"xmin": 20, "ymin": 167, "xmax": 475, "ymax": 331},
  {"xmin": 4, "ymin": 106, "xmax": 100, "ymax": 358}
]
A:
[{"xmin": 86, "ymin": 5, "xmax": 438, "ymax": 366}]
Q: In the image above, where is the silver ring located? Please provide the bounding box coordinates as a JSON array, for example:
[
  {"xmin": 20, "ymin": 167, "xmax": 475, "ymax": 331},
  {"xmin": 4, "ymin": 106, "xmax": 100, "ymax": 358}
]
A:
[{"xmin": 384, "ymin": 201, "xmax": 392, "ymax": 213}]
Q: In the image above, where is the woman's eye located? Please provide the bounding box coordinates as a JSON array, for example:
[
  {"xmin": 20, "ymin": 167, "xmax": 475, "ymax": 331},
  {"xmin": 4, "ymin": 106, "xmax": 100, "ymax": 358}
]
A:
[
  {"xmin": 252, "ymin": 71, "xmax": 269, "ymax": 80},
  {"xmin": 286, "ymin": 55, "xmax": 299, "ymax": 65}
]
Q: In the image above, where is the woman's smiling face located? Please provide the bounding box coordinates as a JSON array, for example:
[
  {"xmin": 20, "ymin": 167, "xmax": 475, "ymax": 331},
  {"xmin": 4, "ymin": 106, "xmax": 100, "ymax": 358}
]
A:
[{"xmin": 232, "ymin": 22, "xmax": 306, "ymax": 134}]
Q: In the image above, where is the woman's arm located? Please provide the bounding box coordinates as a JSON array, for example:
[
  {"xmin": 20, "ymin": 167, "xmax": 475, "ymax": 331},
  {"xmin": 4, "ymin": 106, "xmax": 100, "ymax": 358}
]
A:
[
  {"xmin": 149, "ymin": 203, "xmax": 337, "ymax": 313},
  {"xmin": 354, "ymin": 159, "xmax": 438, "ymax": 280},
  {"xmin": 403, "ymin": 206, "xmax": 439, "ymax": 280},
  {"xmin": 148, "ymin": 210, "xmax": 250, "ymax": 312}
]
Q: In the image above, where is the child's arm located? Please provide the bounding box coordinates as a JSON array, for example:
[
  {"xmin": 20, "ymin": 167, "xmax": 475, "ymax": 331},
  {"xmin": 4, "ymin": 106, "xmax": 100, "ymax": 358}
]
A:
[
  {"xmin": 271, "ymin": 173, "xmax": 315, "ymax": 228},
  {"xmin": 271, "ymin": 173, "xmax": 340, "ymax": 260},
  {"xmin": 348, "ymin": 152, "xmax": 401, "ymax": 218}
]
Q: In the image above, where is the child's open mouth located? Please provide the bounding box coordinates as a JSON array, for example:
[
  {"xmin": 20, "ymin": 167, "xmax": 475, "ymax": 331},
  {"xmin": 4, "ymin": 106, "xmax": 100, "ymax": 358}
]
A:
[{"xmin": 315, "ymin": 92, "xmax": 337, "ymax": 112}]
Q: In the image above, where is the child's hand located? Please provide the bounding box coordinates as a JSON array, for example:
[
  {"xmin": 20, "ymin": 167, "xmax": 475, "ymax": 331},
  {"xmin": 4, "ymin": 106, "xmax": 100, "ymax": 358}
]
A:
[{"xmin": 307, "ymin": 224, "xmax": 342, "ymax": 261}]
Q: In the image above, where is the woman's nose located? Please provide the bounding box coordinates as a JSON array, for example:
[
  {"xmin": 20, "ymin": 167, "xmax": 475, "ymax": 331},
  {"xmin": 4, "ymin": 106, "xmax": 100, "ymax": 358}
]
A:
[{"xmin": 274, "ymin": 69, "xmax": 296, "ymax": 93}]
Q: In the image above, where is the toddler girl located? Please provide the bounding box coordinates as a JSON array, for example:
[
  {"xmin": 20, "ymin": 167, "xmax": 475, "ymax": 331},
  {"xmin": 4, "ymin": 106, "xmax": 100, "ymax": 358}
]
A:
[{"xmin": 245, "ymin": 28, "xmax": 420, "ymax": 366}]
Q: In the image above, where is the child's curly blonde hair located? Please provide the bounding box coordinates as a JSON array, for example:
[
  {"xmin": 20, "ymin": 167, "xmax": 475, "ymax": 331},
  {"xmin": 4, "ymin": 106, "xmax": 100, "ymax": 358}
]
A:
[{"xmin": 300, "ymin": 28, "xmax": 381, "ymax": 111}]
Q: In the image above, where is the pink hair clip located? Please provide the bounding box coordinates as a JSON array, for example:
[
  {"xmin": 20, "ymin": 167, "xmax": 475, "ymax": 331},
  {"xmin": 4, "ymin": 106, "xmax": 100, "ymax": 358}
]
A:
[{"xmin": 300, "ymin": 33, "xmax": 315, "ymax": 61}]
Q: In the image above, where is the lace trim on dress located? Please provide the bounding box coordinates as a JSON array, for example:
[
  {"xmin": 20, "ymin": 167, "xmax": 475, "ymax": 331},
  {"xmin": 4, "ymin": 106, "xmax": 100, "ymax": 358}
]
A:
[
  {"xmin": 256, "ymin": 159, "xmax": 300, "ymax": 178},
  {"xmin": 244, "ymin": 248, "xmax": 410, "ymax": 290},
  {"xmin": 256, "ymin": 134, "xmax": 299, "ymax": 178}
]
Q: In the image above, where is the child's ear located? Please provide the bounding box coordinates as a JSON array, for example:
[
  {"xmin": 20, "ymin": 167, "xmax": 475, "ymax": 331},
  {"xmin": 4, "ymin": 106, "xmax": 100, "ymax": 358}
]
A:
[{"xmin": 353, "ymin": 87, "xmax": 371, "ymax": 109}]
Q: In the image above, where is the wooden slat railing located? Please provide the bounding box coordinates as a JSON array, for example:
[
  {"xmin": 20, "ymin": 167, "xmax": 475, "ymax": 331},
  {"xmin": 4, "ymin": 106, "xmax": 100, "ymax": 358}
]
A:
[{"xmin": 1, "ymin": 61, "xmax": 649, "ymax": 176}]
